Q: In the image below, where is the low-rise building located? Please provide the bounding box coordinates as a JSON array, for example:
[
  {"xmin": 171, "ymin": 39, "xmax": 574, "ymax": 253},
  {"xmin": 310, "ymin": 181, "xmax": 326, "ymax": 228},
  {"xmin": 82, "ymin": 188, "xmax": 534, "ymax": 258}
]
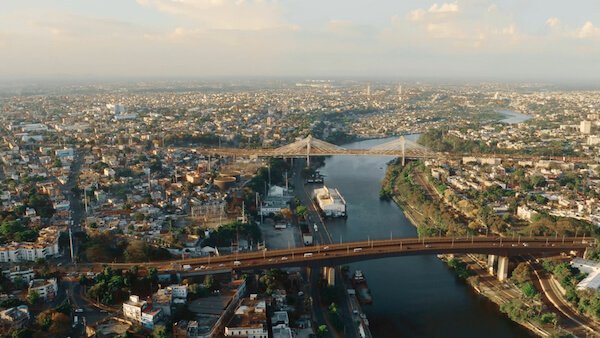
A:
[
  {"xmin": 0, "ymin": 226, "xmax": 61, "ymax": 263},
  {"xmin": 1, "ymin": 266, "xmax": 35, "ymax": 284},
  {"xmin": 123, "ymin": 295, "xmax": 163, "ymax": 330},
  {"xmin": 0, "ymin": 305, "xmax": 30, "ymax": 331},
  {"xmin": 28, "ymin": 278, "xmax": 57, "ymax": 300},
  {"xmin": 224, "ymin": 297, "xmax": 268, "ymax": 338},
  {"xmin": 571, "ymin": 258, "xmax": 600, "ymax": 291}
]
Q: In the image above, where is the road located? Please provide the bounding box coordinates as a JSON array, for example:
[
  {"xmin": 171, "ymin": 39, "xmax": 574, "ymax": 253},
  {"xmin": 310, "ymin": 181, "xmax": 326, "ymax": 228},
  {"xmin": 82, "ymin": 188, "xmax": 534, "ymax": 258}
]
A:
[
  {"xmin": 525, "ymin": 257, "xmax": 600, "ymax": 337},
  {"xmin": 59, "ymin": 236, "xmax": 593, "ymax": 275},
  {"xmin": 59, "ymin": 147, "xmax": 87, "ymax": 262},
  {"xmin": 291, "ymin": 159, "xmax": 357, "ymax": 338}
]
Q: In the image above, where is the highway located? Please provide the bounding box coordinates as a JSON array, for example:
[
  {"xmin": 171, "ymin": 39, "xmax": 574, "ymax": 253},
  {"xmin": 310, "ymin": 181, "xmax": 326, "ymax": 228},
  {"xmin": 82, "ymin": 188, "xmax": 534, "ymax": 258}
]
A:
[{"xmin": 67, "ymin": 236, "xmax": 594, "ymax": 273}]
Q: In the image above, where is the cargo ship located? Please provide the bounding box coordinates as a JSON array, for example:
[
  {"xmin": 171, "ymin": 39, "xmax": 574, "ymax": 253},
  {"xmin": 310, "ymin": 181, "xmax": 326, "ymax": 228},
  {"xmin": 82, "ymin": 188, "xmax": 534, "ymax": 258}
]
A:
[
  {"xmin": 312, "ymin": 186, "xmax": 347, "ymax": 218},
  {"xmin": 352, "ymin": 270, "xmax": 373, "ymax": 304}
]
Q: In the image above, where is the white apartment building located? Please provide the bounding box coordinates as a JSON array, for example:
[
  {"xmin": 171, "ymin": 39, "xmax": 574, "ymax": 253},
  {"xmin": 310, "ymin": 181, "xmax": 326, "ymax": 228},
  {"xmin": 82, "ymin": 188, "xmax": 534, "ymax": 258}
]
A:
[
  {"xmin": 28, "ymin": 278, "xmax": 58, "ymax": 300},
  {"xmin": 580, "ymin": 120, "xmax": 592, "ymax": 134},
  {"xmin": 2, "ymin": 266, "xmax": 35, "ymax": 283},
  {"xmin": 123, "ymin": 295, "xmax": 162, "ymax": 330},
  {"xmin": 0, "ymin": 227, "xmax": 61, "ymax": 263}
]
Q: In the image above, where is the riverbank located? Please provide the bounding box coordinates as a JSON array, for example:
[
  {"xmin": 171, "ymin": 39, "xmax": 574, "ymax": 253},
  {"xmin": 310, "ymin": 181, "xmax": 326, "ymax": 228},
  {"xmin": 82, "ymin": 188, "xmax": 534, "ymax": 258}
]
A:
[
  {"xmin": 382, "ymin": 162, "xmax": 570, "ymax": 337},
  {"xmin": 311, "ymin": 136, "xmax": 534, "ymax": 338}
]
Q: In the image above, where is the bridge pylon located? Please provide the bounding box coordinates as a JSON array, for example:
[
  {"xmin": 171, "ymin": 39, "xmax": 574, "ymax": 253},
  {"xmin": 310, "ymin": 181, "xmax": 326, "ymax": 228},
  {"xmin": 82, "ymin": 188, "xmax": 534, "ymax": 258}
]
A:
[
  {"xmin": 487, "ymin": 254, "xmax": 496, "ymax": 275},
  {"xmin": 399, "ymin": 136, "xmax": 406, "ymax": 166},
  {"xmin": 497, "ymin": 256, "xmax": 509, "ymax": 281},
  {"xmin": 322, "ymin": 266, "xmax": 335, "ymax": 286}
]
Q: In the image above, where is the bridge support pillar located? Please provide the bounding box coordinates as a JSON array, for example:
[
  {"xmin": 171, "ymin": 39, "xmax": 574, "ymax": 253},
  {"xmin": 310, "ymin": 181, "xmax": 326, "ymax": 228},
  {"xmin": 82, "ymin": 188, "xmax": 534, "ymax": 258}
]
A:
[
  {"xmin": 497, "ymin": 256, "xmax": 509, "ymax": 282},
  {"xmin": 487, "ymin": 255, "xmax": 497, "ymax": 275},
  {"xmin": 322, "ymin": 266, "xmax": 335, "ymax": 286},
  {"xmin": 400, "ymin": 136, "xmax": 406, "ymax": 166}
]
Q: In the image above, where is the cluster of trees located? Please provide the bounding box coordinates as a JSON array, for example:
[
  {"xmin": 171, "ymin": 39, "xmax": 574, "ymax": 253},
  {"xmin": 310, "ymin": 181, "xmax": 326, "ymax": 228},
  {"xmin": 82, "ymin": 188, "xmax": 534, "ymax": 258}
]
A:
[
  {"xmin": 447, "ymin": 258, "xmax": 474, "ymax": 279},
  {"xmin": 419, "ymin": 126, "xmax": 579, "ymax": 157},
  {"xmin": 511, "ymin": 263, "xmax": 539, "ymax": 299},
  {"xmin": 246, "ymin": 158, "xmax": 290, "ymax": 197},
  {"xmin": 163, "ymin": 133, "xmax": 222, "ymax": 147},
  {"xmin": 259, "ymin": 269, "xmax": 290, "ymax": 295},
  {"xmin": 202, "ymin": 221, "xmax": 261, "ymax": 248},
  {"xmin": 383, "ymin": 161, "xmax": 468, "ymax": 237},
  {"xmin": 543, "ymin": 260, "xmax": 600, "ymax": 319},
  {"xmin": 418, "ymin": 128, "xmax": 494, "ymax": 154},
  {"xmin": 82, "ymin": 233, "xmax": 171, "ymax": 263},
  {"xmin": 35, "ymin": 301, "xmax": 73, "ymax": 336},
  {"xmin": 24, "ymin": 188, "xmax": 55, "ymax": 218},
  {"xmin": 0, "ymin": 218, "xmax": 38, "ymax": 244},
  {"xmin": 528, "ymin": 213, "xmax": 596, "ymax": 237},
  {"xmin": 84, "ymin": 266, "xmax": 159, "ymax": 305},
  {"xmin": 499, "ymin": 299, "xmax": 558, "ymax": 327}
]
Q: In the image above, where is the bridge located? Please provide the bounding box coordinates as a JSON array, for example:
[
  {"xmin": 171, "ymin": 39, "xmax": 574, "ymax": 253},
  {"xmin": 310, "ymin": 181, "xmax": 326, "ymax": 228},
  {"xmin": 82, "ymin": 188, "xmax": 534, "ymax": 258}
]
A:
[
  {"xmin": 199, "ymin": 135, "xmax": 433, "ymax": 165},
  {"xmin": 195, "ymin": 135, "xmax": 592, "ymax": 164},
  {"xmin": 77, "ymin": 236, "xmax": 593, "ymax": 283}
]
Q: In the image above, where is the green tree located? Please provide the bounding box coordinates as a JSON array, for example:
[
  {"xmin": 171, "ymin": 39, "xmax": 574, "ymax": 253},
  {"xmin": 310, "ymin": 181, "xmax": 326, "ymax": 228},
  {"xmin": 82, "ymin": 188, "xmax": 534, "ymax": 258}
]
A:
[
  {"xmin": 295, "ymin": 205, "xmax": 308, "ymax": 218},
  {"xmin": 511, "ymin": 263, "xmax": 532, "ymax": 285},
  {"xmin": 520, "ymin": 282, "xmax": 538, "ymax": 298},
  {"xmin": 316, "ymin": 325, "xmax": 328, "ymax": 338},
  {"xmin": 153, "ymin": 324, "xmax": 171, "ymax": 338},
  {"xmin": 10, "ymin": 328, "xmax": 33, "ymax": 338},
  {"xmin": 26, "ymin": 290, "xmax": 40, "ymax": 305}
]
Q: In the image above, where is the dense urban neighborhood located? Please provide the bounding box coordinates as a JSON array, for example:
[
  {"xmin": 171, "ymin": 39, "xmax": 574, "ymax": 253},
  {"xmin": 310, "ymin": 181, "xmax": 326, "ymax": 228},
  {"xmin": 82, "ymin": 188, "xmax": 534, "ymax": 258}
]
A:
[{"xmin": 0, "ymin": 80, "xmax": 599, "ymax": 338}]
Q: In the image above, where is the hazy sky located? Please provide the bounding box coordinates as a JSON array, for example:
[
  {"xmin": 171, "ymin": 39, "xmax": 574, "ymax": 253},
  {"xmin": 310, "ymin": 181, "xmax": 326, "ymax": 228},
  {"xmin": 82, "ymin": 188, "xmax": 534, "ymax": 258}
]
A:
[{"xmin": 1, "ymin": 0, "xmax": 599, "ymax": 81}]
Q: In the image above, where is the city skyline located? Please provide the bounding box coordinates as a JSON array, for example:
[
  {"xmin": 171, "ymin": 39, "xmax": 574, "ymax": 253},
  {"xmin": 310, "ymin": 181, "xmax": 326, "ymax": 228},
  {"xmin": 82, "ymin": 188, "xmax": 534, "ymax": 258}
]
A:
[{"xmin": 1, "ymin": 0, "xmax": 600, "ymax": 82}]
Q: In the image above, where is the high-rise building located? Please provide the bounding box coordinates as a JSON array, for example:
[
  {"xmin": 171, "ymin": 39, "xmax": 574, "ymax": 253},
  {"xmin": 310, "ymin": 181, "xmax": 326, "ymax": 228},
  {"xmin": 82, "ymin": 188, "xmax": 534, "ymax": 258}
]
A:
[
  {"xmin": 398, "ymin": 84, "xmax": 402, "ymax": 101},
  {"xmin": 580, "ymin": 120, "xmax": 592, "ymax": 134}
]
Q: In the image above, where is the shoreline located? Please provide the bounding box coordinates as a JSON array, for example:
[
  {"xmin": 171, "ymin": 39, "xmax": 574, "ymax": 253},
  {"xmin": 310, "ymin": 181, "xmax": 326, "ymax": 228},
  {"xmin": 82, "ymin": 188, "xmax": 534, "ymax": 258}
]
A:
[{"xmin": 386, "ymin": 176, "xmax": 552, "ymax": 338}]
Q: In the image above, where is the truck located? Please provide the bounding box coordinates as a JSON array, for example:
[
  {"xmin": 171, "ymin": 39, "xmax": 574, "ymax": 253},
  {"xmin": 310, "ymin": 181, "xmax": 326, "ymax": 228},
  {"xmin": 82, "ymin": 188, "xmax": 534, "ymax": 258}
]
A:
[{"xmin": 300, "ymin": 223, "xmax": 313, "ymax": 246}]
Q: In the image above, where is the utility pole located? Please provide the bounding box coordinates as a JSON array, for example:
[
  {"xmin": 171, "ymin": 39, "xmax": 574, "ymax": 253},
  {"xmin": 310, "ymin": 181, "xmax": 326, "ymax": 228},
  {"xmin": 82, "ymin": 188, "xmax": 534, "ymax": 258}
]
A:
[
  {"xmin": 83, "ymin": 187, "xmax": 88, "ymax": 213},
  {"xmin": 69, "ymin": 211, "xmax": 75, "ymax": 264}
]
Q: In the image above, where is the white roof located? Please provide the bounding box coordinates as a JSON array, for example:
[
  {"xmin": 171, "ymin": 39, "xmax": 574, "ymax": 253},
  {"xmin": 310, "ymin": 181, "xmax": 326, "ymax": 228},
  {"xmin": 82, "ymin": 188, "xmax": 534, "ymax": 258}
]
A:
[{"xmin": 577, "ymin": 270, "xmax": 600, "ymax": 291}]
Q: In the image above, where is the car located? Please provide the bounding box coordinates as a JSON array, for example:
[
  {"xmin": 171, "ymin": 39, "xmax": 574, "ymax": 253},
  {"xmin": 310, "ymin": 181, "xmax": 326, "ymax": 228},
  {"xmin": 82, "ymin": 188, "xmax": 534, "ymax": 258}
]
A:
[
  {"xmin": 522, "ymin": 243, "xmax": 529, "ymax": 246},
  {"xmin": 233, "ymin": 260, "xmax": 242, "ymax": 266},
  {"xmin": 281, "ymin": 257, "xmax": 288, "ymax": 261},
  {"xmin": 194, "ymin": 267, "xmax": 202, "ymax": 271},
  {"xmin": 353, "ymin": 248, "xmax": 362, "ymax": 252},
  {"xmin": 199, "ymin": 265, "xmax": 206, "ymax": 269},
  {"xmin": 304, "ymin": 253, "xmax": 313, "ymax": 258},
  {"xmin": 218, "ymin": 263, "xmax": 224, "ymax": 267},
  {"xmin": 353, "ymin": 310, "xmax": 359, "ymax": 315},
  {"xmin": 323, "ymin": 246, "xmax": 329, "ymax": 250},
  {"xmin": 425, "ymin": 245, "xmax": 431, "ymax": 248}
]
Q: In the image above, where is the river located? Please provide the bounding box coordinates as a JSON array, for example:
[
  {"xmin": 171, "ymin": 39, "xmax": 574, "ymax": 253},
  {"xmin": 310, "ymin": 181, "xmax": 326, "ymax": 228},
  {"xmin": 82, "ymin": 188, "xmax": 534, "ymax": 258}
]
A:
[
  {"xmin": 317, "ymin": 136, "xmax": 533, "ymax": 338},
  {"xmin": 496, "ymin": 109, "xmax": 532, "ymax": 124}
]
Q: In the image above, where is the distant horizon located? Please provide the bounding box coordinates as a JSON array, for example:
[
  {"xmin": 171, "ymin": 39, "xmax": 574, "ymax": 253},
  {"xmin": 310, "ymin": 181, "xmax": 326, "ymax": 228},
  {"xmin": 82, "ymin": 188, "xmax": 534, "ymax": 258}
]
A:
[{"xmin": 1, "ymin": 75, "xmax": 600, "ymax": 92}]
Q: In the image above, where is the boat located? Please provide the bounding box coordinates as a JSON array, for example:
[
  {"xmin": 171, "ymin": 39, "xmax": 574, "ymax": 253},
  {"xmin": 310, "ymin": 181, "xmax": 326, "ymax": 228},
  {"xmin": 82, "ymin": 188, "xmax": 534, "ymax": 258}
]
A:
[
  {"xmin": 352, "ymin": 270, "xmax": 373, "ymax": 304},
  {"xmin": 312, "ymin": 186, "xmax": 347, "ymax": 218}
]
